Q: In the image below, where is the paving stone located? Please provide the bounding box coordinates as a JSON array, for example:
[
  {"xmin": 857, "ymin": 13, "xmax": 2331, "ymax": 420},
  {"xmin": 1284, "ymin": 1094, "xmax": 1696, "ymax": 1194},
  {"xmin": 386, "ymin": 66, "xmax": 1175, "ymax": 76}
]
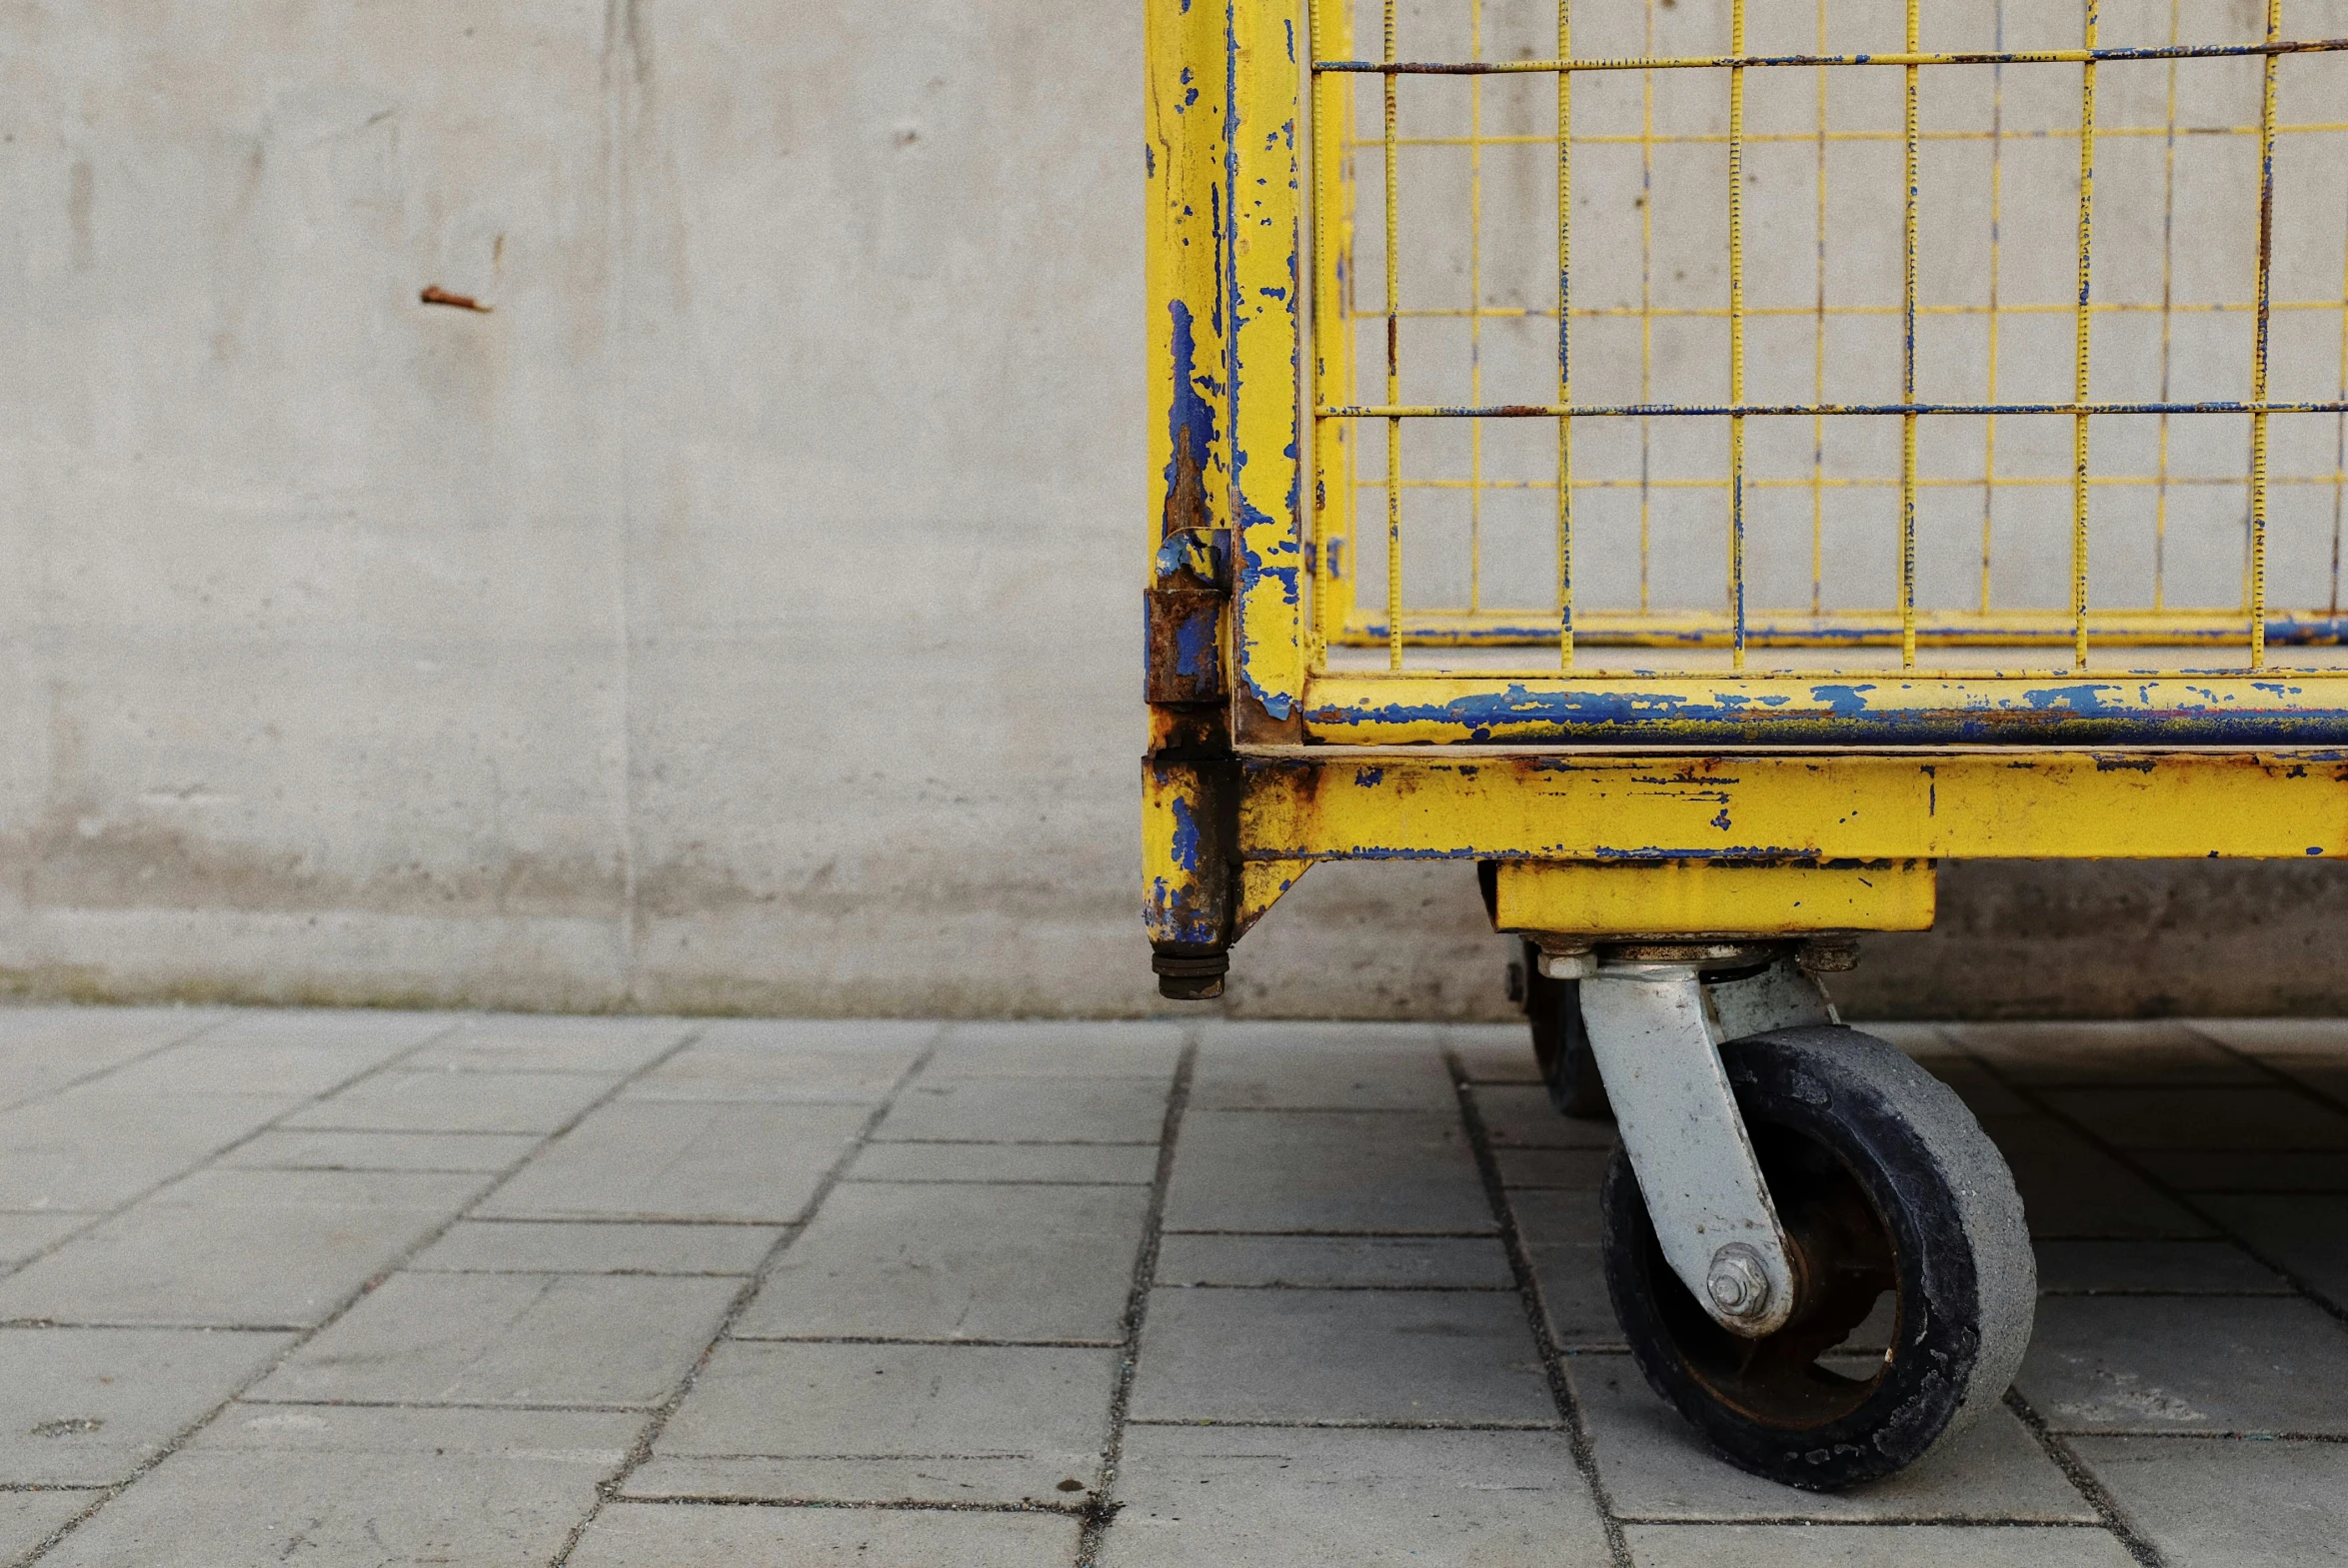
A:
[
  {"xmin": 87, "ymin": 1036, "xmax": 420, "ymax": 1101},
  {"xmin": 2071, "ymin": 1434, "xmax": 2348, "ymax": 1567},
  {"xmin": 251, "ymin": 1271, "xmax": 738, "ymax": 1408},
  {"xmin": 285, "ymin": 1066, "xmax": 622, "ymax": 1134},
  {"xmin": 569, "ymin": 1501, "xmax": 1084, "ymax": 1568},
  {"xmin": 0, "ymin": 1090, "xmax": 292, "ymax": 1211},
  {"xmin": 2036, "ymin": 1087, "xmax": 2348, "ymax": 1151},
  {"xmin": 1990, "ymin": 1118, "xmax": 2215, "ymax": 1239},
  {"xmin": 2018, "ymin": 1294, "xmax": 2348, "ymax": 1434},
  {"xmin": 480, "ymin": 1100, "xmax": 872, "ymax": 1223},
  {"xmin": 1449, "ymin": 1022, "xmax": 1546, "ymax": 1085},
  {"xmin": 1157, "ymin": 1233, "xmax": 1514, "ymax": 1289},
  {"xmin": 931, "ymin": 1020, "xmax": 1182, "ymax": 1079},
  {"xmin": 1910, "ymin": 1056, "xmax": 2039, "ymax": 1120},
  {"xmin": 737, "ymin": 1182, "xmax": 1148, "ymax": 1342},
  {"xmin": 1497, "ymin": 1146, "xmax": 1614, "ymax": 1188},
  {"xmin": 1511, "ymin": 1189, "xmax": 1605, "ymax": 1248},
  {"xmin": 1474, "ymin": 1085, "xmax": 1620, "ymax": 1149},
  {"xmin": 875, "ymin": 1077, "xmax": 1171, "ymax": 1144},
  {"xmin": 640, "ymin": 1340, "xmax": 1118, "ymax": 1506},
  {"xmin": 2135, "ymin": 1148, "xmax": 2348, "ymax": 1192},
  {"xmin": 0, "ymin": 1168, "xmax": 488, "ymax": 1327},
  {"xmin": 0, "ymin": 1212, "xmax": 92, "ymax": 1272},
  {"xmin": 626, "ymin": 1025, "xmax": 925, "ymax": 1104},
  {"xmin": 1570, "ymin": 1352, "xmax": 2095, "ymax": 1521},
  {"xmin": 413, "ymin": 1219, "xmax": 785, "ymax": 1276},
  {"xmin": 2034, "ymin": 1239, "xmax": 2290, "ymax": 1295},
  {"xmin": 42, "ymin": 1403, "xmax": 637, "ymax": 1568},
  {"xmin": 1103, "ymin": 1425, "xmax": 1608, "ymax": 1567},
  {"xmin": 1165, "ymin": 1111, "xmax": 1492, "ymax": 1234},
  {"xmin": 0, "ymin": 1007, "xmax": 222, "ymax": 1110},
  {"xmin": 404, "ymin": 1014, "xmax": 696, "ymax": 1074},
  {"xmin": 1529, "ymin": 1243, "xmax": 1621, "ymax": 1346},
  {"xmin": 847, "ymin": 1139, "xmax": 1160, "ymax": 1184},
  {"xmin": 1188, "ymin": 1027, "xmax": 1456, "ymax": 1110},
  {"xmin": 1130, "ymin": 1287, "xmax": 1553, "ymax": 1424},
  {"xmin": 1945, "ymin": 1022, "xmax": 2264, "ymax": 1085},
  {"xmin": 0, "ymin": 1326, "xmax": 294, "ymax": 1484},
  {"xmin": 220, "ymin": 1128, "xmax": 542, "ymax": 1173},
  {"xmin": 1620, "ymin": 1523, "xmax": 2137, "ymax": 1566},
  {"xmin": 2197, "ymin": 1193, "xmax": 2348, "ymax": 1312},
  {"xmin": 0, "ymin": 1491, "xmax": 101, "ymax": 1560}
]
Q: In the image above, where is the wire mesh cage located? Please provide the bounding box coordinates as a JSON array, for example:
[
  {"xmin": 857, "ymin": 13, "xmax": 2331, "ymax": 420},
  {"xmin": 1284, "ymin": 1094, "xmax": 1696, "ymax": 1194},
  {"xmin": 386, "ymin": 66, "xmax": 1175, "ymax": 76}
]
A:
[{"xmin": 1312, "ymin": 0, "xmax": 2348, "ymax": 675}]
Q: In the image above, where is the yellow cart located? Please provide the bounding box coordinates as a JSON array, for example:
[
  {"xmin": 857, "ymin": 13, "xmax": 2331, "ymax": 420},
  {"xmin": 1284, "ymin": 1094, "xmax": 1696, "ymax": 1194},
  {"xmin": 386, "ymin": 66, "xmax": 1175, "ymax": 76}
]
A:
[{"xmin": 1144, "ymin": 0, "xmax": 2348, "ymax": 1486}]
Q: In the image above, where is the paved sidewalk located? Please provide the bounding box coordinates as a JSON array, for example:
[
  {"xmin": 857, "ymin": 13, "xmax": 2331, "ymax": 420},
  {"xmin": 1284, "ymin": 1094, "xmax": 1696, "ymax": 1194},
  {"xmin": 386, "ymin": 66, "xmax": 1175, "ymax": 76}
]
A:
[{"xmin": 0, "ymin": 1009, "xmax": 2340, "ymax": 1564}]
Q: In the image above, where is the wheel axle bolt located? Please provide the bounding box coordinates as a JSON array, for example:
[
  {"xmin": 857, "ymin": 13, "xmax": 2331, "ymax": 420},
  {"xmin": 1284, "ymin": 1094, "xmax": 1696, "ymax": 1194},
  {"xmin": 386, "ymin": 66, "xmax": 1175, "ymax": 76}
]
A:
[{"xmin": 1705, "ymin": 1244, "xmax": 1772, "ymax": 1320}]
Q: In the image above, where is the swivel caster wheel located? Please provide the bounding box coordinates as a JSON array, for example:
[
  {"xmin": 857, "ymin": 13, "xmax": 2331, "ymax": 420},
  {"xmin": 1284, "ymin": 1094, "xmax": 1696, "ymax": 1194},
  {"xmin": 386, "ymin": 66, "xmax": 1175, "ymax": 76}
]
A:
[
  {"xmin": 1600, "ymin": 1025, "xmax": 2035, "ymax": 1490},
  {"xmin": 1518, "ymin": 938, "xmax": 1609, "ymax": 1119}
]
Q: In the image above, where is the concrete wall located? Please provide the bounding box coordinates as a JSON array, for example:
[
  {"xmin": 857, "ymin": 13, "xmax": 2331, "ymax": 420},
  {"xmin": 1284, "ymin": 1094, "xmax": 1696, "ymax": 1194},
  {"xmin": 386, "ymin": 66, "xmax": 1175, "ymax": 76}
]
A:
[{"xmin": 1, "ymin": 1, "xmax": 2344, "ymax": 1022}]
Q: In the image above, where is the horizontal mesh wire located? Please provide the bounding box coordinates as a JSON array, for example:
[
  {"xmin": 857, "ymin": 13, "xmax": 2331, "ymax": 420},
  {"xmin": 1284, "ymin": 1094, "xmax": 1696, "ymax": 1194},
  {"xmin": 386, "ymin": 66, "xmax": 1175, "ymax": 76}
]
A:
[{"xmin": 1312, "ymin": 0, "xmax": 2348, "ymax": 671}]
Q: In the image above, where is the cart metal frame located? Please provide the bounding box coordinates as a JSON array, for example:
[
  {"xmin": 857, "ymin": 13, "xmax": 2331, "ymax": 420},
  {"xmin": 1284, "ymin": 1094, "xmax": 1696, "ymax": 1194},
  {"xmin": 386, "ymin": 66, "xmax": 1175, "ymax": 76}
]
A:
[{"xmin": 1146, "ymin": 0, "xmax": 2348, "ymax": 998}]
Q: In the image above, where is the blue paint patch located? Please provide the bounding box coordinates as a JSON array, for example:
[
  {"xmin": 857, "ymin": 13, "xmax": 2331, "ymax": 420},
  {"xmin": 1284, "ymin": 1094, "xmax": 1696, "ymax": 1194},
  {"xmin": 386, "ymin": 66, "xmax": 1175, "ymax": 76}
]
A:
[
  {"xmin": 1710, "ymin": 808, "xmax": 1733, "ymax": 830},
  {"xmin": 1353, "ymin": 767, "xmax": 1385, "ymax": 788},
  {"xmin": 1170, "ymin": 798, "xmax": 1203, "ymax": 874},
  {"xmin": 2021, "ymin": 684, "xmax": 2123, "ymax": 713},
  {"xmin": 1809, "ymin": 685, "xmax": 1879, "ymax": 718},
  {"xmin": 2311, "ymin": 846, "xmax": 2327, "ymax": 856}
]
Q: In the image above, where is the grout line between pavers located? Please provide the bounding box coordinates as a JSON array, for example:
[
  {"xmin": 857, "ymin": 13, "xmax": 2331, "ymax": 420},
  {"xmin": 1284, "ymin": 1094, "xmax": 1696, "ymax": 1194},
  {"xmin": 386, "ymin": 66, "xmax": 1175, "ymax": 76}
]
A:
[
  {"xmin": 725, "ymin": 1334, "xmax": 1128, "ymax": 1349},
  {"xmin": 2036, "ymin": 1287, "xmax": 2299, "ymax": 1298},
  {"xmin": 612, "ymin": 1493, "xmax": 1088, "ymax": 1517},
  {"xmin": 455, "ymin": 1214, "xmax": 797, "ymax": 1229},
  {"xmin": 11, "ymin": 1017, "xmax": 712, "ymax": 1568},
  {"xmin": 868, "ymin": 1138, "xmax": 1162, "ymax": 1149},
  {"xmin": 1072, "ymin": 1034, "xmax": 1196, "ymax": 1568},
  {"xmin": 1615, "ymin": 1514, "xmax": 2119, "ymax": 1529},
  {"xmin": 544, "ymin": 1023, "xmax": 953, "ymax": 1568},
  {"xmin": 0, "ymin": 1010, "xmax": 236, "ymax": 1118},
  {"xmin": 1158, "ymin": 1226, "xmax": 1498, "ymax": 1239},
  {"xmin": 1121, "ymin": 1416, "xmax": 1567, "ymax": 1431},
  {"xmin": 234, "ymin": 1396, "xmax": 659, "ymax": 1414},
  {"xmin": 2002, "ymin": 1389, "xmax": 2169, "ymax": 1567},
  {"xmin": 1933, "ymin": 1036, "xmax": 2180, "ymax": 1568},
  {"xmin": 1446, "ymin": 1053, "xmax": 1635, "ymax": 1568},
  {"xmin": 1152, "ymin": 1281, "xmax": 1520, "ymax": 1293}
]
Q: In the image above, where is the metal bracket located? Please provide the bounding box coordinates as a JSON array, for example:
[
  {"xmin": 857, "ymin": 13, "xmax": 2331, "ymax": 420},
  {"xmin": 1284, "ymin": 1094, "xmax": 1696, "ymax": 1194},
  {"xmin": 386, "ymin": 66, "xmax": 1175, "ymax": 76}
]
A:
[{"xmin": 1578, "ymin": 955, "xmax": 1837, "ymax": 1338}]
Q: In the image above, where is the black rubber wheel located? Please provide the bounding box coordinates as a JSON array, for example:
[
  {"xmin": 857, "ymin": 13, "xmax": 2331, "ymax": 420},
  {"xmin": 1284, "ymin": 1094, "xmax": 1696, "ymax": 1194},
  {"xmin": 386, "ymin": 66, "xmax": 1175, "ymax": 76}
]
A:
[
  {"xmin": 1599, "ymin": 1025, "xmax": 2034, "ymax": 1490},
  {"xmin": 1521, "ymin": 938, "xmax": 1610, "ymax": 1120}
]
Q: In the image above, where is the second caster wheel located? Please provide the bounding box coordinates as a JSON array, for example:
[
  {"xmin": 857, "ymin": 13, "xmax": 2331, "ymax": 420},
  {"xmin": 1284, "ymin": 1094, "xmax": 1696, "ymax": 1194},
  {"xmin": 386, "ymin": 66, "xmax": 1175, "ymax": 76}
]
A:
[
  {"xmin": 1600, "ymin": 1024, "xmax": 2035, "ymax": 1490},
  {"xmin": 1519, "ymin": 937, "xmax": 1609, "ymax": 1119}
]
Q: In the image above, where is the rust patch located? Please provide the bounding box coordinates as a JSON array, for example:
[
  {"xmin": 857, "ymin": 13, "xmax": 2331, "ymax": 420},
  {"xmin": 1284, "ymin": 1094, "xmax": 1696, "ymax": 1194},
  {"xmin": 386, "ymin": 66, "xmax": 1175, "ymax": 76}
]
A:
[{"xmin": 1162, "ymin": 425, "xmax": 1210, "ymax": 539}]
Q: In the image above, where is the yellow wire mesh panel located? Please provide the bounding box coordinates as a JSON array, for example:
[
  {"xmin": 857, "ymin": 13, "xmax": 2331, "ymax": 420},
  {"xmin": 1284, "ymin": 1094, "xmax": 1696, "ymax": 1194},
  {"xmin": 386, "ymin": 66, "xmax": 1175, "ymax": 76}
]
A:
[{"xmin": 1311, "ymin": 0, "xmax": 2348, "ymax": 674}]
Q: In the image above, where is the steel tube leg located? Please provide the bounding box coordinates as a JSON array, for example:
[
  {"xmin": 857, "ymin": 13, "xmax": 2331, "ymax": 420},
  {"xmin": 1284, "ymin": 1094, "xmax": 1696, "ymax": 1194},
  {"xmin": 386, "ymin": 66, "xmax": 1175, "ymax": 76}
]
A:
[{"xmin": 1576, "ymin": 957, "xmax": 1835, "ymax": 1338}]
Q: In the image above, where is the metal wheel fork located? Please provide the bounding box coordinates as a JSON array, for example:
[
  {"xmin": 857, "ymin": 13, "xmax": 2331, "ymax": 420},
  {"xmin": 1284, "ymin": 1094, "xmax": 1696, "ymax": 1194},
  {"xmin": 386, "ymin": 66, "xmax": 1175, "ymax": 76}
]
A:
[{"xmin": 1559, "ymin": 949, "xmax": 1838, "ymax": 1339}]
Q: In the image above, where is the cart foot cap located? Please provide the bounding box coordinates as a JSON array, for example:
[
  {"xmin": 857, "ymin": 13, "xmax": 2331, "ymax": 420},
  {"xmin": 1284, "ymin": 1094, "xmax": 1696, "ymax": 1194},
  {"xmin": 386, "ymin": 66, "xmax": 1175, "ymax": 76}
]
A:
[{"xmin": 1154, "ymin": 949, "xmax": 1229, "ymax": 1001}]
